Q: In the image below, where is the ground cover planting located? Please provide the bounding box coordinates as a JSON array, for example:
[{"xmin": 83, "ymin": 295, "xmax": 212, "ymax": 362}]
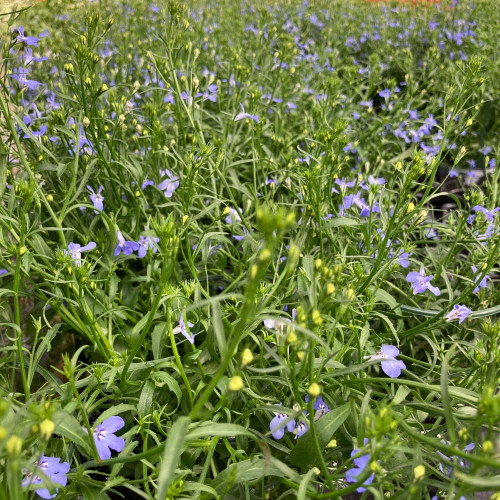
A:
[{"xmin": 0, "ymin": 0, "xmax": 499, "ymax": 498}]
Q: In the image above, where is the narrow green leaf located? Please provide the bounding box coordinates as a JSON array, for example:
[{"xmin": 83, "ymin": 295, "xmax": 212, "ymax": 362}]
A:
[
  {"xmin": 53, "ymin": 410, "xmax": 93, "ymax": 456},
  {"xmin": 156, "ymin": 416, "xmax": 191, "ymax": 500},
  {"xmin": 290, "ymin": 403, "xmax": 350, "ymax": 467},
  {"xmin": 138, "ymin": 379, "xmax": 155, "ymax": 419}
]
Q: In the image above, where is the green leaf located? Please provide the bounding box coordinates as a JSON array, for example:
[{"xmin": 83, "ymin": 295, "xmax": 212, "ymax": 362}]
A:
[
  {"xmin": 297, "ymin": 468, "xmax": 318, "ymax": 500},
  {"xmin": 208, "ymin": 456, "xmax": 302, "ymax": 497},
  {"xmin": 138, "ymin": 379, "xmax": 155, "ymax": 419},
  {"xmin": 53, "ymin": 410, "xmax": 93, "ymax": 456},
  {"xmin": 290, "ymin": 403, "xmax": 350, "ymax": 467},
  {"xmin": 156, "ymin": 416, "xmax": 191, "ymax": 500},
  {"xmin": 321, "ymin": 217, "xmax": 359, "ymax": 229},
  {"xmin": 186, "ymin": 422, "xmax": 254, "ymax": 440}
]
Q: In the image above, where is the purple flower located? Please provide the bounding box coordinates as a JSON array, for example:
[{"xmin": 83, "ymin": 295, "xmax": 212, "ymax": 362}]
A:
[
  {"xmin": 305, "ymin": 394, "xmax": 330, "ymax": 420},
  {"xmin": 0, "ymin": 269, "xmax": 7, "ymax": 275},
  {"xmin": 22, "ymin": 455, "xmax": 70, "ymax": 499},
  {"xmin": 157, "ymin": 169, "xmax": 179, "ymax": 198},
  {"xmin": 114, "ymin": 230, "xmax": 139, "ymax": 256},
  {"xmin": 225, "ymin": 208, "xmax": 242, "ymax": 224},
  {"xmin": 173, "ymin": 315, "xmax": 195, "ymax": 344},
  {"xmin": 369, "ymin": 345, "xmax": 406, "ymax": 378},
  {"xmin": 471, "ymin": 205, "xmax": 500, "ymax": 222},
  {"xmin": 64, "ymin": 242, "xmax": 97, "ymax": 266},
  {"xmin": 87, "ymin": 416, "xmax": 125, "ymax": 460},
  {"xmin": 269, "ymin": 409, "xmax": 296, "ymax": 439},
  {"xmin": 295, "ymin": 421, "xmax": 308, "ymax": 439},
  {"xmin": 9, "ymin": 67, "xmax": 43, "ymax": 90},
  {"xmin": 379, "ymin": 89, "xmax": 391, "ymax": 99},
  {"xmin": 445, "ymin": 305, "xmax": 472, "ymax": 324},
  {"xmin": 406, "ymin": 267, "xmax": 441, "ymax": 296},
  {"xmin": 345, "ymin": 439, "xmax": 375, "ymax": 492},
  {"xmin": 235, "ymin": 103, "xmax": 259, "ymax": 123},
  {"xmin": 471, "ymin": 265, "xmax": 488, "ymax": 294},
  {"xmin": 137, "ymin": 235, "xmax": 159, "ymax": 258},
  {"xmin": 87, "ymin": 185, "xmax": 104, "ymax": 213},
  {"xmin": 13, "ymin": 26, "xmax": 39, "ymax": 47},
  {"xmin": 437, "ymin": 441, "xmax": 474, "ymax": 477},
  {"xmin": 332, "ymin": 177, "xmax": 355, "ymax": 194}
]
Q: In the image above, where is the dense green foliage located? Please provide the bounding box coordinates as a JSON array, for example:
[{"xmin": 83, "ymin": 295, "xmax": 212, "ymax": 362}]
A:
[{"xmin": 0, "ymin": 0, "xmax": 499, "ymax": 498}]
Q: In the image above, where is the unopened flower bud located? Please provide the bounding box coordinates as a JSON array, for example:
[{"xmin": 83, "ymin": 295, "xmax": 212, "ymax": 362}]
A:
[
  {"xmin": 6, "ymin": 436, "xmax": 22, "ymax": 456},
  {"xmin": 241, "ymin": 348, "xmax": 254, "ymax": 367},
  {"xmin": 83, "ymin": 117, "xmax": 90, "ymax": 128},
  {"xmin": 40, "ymin": 419, "xmax": 55, "ymax": 440},
  {"xmin": 228, "ymin": 375, "xmax": 243, "ymax": 391},
  {"xmin": 406, "ymin": 202, "xmax": 415, "ymax": 214},
  {"xmin": 308, "ymin": 383, "xmax": 321, "ymax": 397},
  {"xmin": 413, "ymin": 465, "xmax": 425, "ymax": 481}
]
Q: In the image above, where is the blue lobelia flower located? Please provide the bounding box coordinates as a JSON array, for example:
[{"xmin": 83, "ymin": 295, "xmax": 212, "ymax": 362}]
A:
[
  {"xmin": 157, "ymin": 169, "xmax": 179, "ymax": 198},
  {"xmin": 295, "ymin": 421, "xmax": 308, "ymax": 439},
  {"xmin": 0, "ymin": 269, "xmax": 7, "ymax": 275},
  {"xmin": 305, "ymin": 394, "xmax": 330, "ymax": 420},
  {"xmin": 12, "ymin": 26, "xmax": 39, "ymax": 47},
  {"xmin": 269, "ymin": 406, "xmax": 296, "ymax": 439},
  {"xmin": 437, "ymin": 441, "xmax": 474, "ymax": 477},
  {"xmin": 369, "ymin": 345, "xmax": 406, "ymax": 378},
  {"xmin": 235, "ymin": 103, "xmax": 259, "ymax": 123},
  {"xmin": 406, "ymin": 267, "xmax": 441, "ymax": 296},
  {"xmin": 379, "ymin": 89, "xmax": 391, "ymax": 99},
  {"xmin": 137, "ymin": 235, "xmax": 159, "ymax": 258},
  {"xmin": 444, "ymin": 305, "xmax": 472, "ymax": 324},
  {"xmin": 173, "ymin": 315, "xmax": 195, "ymax": 344},
  {"xmin": 114, "ymin": 230, "xmax": 139, "ymax": 256},
  {"xmin": 86, "ymin": 416, "xmax": 125, "ymax": 460},
  {"xmin": 471, "ymin": 265, "xmax": 488, "ymax": 294},
  {"xmin": 87, "ymin": 185, "xmax": 104, "ymax": 213},
  {"xmin": 22, "ymin": 455, "xmax": 70, "ymax": 499},
  {"xmin": 9, "ymin": 67, "xmax": 43, "ymax": 90},
  {"xmin": 64, "ymin": 242, "xmax": 96, "ymax": 267},
  {"xmin": 345, "ymin": 439, "xmax": 375, "ymax": 492}
]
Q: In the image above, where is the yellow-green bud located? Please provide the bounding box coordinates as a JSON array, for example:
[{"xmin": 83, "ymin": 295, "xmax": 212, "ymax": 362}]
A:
[
  {"xmin": 326, "ymin": 283, "xmax": 335, "ymax": 295},
  {"xmin": 406, "ymin": 202, "xmax": 415, "ymax": 214},
  {"xmin": 258, "ymin": 248, "xmax": 271, "ymax": 263},
  {"xmin": 6, "ymin": 436, "xmax": 22, "ymax": 456},
  {"xmin": 327, "ymin": 439, "xmax": 337, "ymax": 448},
  {"xmin": 308, "ymin": 383, "xmax": 321, "ymax": 398},
  {"xmin": 47, "ymin": 194, "xmax": 54, "ymax": 202},
  {"xmin": 19, "ymin": 246, "xmax": 27, "ymax": 256},
  {"xmin": 314, "ymin": 258, "xmax": 323, "ymax": 270},
  {"xmin": 312, "ymin": 310, "xmax": 323, "ymax": 326},
  {"xmin": 241, "ymin": 348, "xmax": 254, "ymax": 367},
  {"xmin": 413, "ymin": 465, "xmax": 425, "ymax": 481},
  {"xmin": 40, "ymin": 419, "xmax": 55, "ymax": 440},
  {"xmin": 182, "ymin": 215, "xmax": 189, "ymax": 225},
  {"xmin": 287, "ymin": 331, "xmax": 298, "ymax": 343},
  {"xmin": 228, "ymin": 375, "xmax": 244, "ymax": 391},
  {"xmin": 483, "ymin": 440, "xmax": 493, "ymax": 453}
]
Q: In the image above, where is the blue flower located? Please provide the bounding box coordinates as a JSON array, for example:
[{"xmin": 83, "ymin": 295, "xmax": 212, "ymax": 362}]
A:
[
  {"xmin": 345, "ymin": 439, "xmax": 375, "ymax": 493},
  {"xmin": 173, "ymin": 315, "xmax": 195, "ymax": 344},
  {"xmin": 235, "ymin": 103, "xmax": 259, "ymax": 123},
  {"xmin": 9, "ymin": 67, "xmax": 43, "ymax": 90},
  {"xmin": 12, "ymin": 26, "xmax": 39, "ymax": 47},
  {"xmin": 87, "ymin": 185, "xmax": 104, "ymax": 213},
  {"xmin": 87, "ymin": 416, "xmax": 125, "ymax": 460},
  {"xmin": 295, "ymin": 421, "xmax": 308, "ymax": 439},
  {"xmin": 369, "ymin": 345, "xmax": 406, "ymax": 378},
  {"xmin": 269, "ymin": 409, "xmax": 296, "ymax": 439},
  {"xmin": 379, "ymin": 89, "xmax": 391, "ymax": 99},
  {"xmin": 137, "ymin": 235, "xmax": 159, "ymax": 258},
  {"xmin": 471, "ymin": 265, "xmax": 488, "ymax": 294},
  {"xmin": 23, "ymin": 455, "xmax": 70, "ymax": 499},
  {"xmin": 445, "ymin": 305, "xmax": 472, "ymax": 324},
  {"xmin": 157, "ymin": 169, "xmax": 179, "ymax": 198},
  {"xmin": 114, "ymin": 230, "xmax": 139, "ymax": 256},
  {"xmin": 225, "ymin": 208, "xmax": 242, "ymax": 224},
  {"xmin": 64, "ymin": 242, "xmax": 96, "ymax": 267},
  {"xmin": 305, "ymin": 395, "xmax": 330, "ymax": 420},
  {"xmin": 406, "ymin": 267, "xmax": 441, "ymax": 296}
]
